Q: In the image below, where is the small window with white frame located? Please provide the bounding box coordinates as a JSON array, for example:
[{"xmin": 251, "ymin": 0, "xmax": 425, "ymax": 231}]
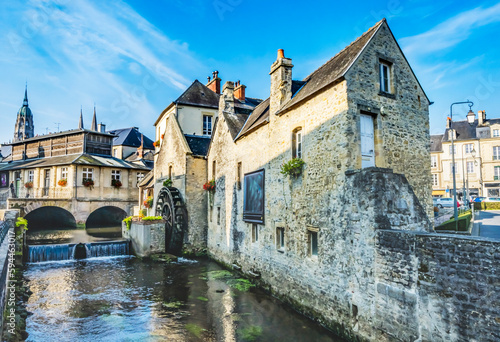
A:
[
  {"xmin": 493, "ymin": 129, "xmax": 499, "ymax": 137},
  {"xmin": 495, "ymin": 166, "xmax": 500, "ymax": 180},
  {"xmin": 137, "ymin": 172, "xmax": 145, "ymax": 185},
  {"xmin": 111, "ymin": 170, "xmax": 121, "ymax": 181},
  {"xmin": 28, "ymin": 170, "xmax": 34, "ymax": 183},
  {"xmin": 449, "ymin": 145, "xmax": 456, "ymax": 155},
  {"xmin": 82, "ymin": 167, "xmax": 93, "ymax": 180},
  {"xmin": 203, "ymin": 115, "xmax": 213, "ymax": 136},
  {"xmin": 467, "ymin": 161, "xmax": 474, "ymax": 174},
  {"xmin": 307, "ymin": 228, "xmax": 319, "ymax": 257},
  {"xmin": 464, "ymin": 144, "xmax": 473, "ymax": 154},
  {"xmin": 292, "ymin": 128, "xmax": 302, "ymax": 159},
  {"xmin": 379, "ymin": 60, "xmax": 392, "ymax": 93},
  {"xmin": 432, "ymin": 174, "xmax": 438, "ymax": 186},
  {"xmin": 61, "ymin": 167, "xmax": 68, "ymax": 180},
  {"xmin": 431, "ymin": 156, "xmax": 437, "ymax": 168}
]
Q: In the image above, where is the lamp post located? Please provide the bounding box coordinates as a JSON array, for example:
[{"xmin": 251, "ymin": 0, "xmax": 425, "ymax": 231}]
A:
[{"xmin": 450, "ymin": 100, "xmax": 475, "ymax": 230}]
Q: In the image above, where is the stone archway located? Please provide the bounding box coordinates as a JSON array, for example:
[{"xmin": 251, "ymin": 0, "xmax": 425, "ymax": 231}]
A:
[
  {"xmin": 85, "ymin": 206, "xmax": 128, "ymax": 229},
  {"xmin": 24, "ymin": 206, "xmax": 77, "ymax": 230}
]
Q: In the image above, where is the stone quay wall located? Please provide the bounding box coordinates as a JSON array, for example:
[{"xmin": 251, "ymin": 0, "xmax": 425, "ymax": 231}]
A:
[
  {"xmin": 376, "ymin": 230, "xmax": 500, "ymax": 342},
  {"xmin": 123, "ymin": 220, "xmax": 165, "ymax": 257}
]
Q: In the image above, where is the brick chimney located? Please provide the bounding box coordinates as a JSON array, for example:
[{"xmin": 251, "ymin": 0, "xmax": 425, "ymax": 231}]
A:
[
  {"xmin": 478, "ymin": 110, "xmax": 486, "ymax": 126},
  {"xmin": 446, "ymin": 117, "xmax": 451, "ymax": 129},
  {"xmin": 136, "ymin": 134, "xmax": 145, "ymax": 159},
  {"xmin": 270, "ymin": 49, "xmax": 293, "ymax": 115},
  {"xmin": 219, "ymin": 81, "xmax": 235, "ymax": 115},
  {"xmin": 234, "ymin": 80, "xmax": 246, "ymax": 101},
  {"xmin": 207, "ymin": 70, "xmax": 221, "ymax": 94}
]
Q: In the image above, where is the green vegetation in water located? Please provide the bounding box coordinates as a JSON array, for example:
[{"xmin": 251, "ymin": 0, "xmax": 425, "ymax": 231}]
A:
[
  {"xmin": 227, "ymin": 278, "xmax": 255, "ymax": 292},
  {"xmin": 196, "ymin": 296, "xmax": 208, "ymax": 302},
  {"xmin": 185, "ymin": 323, "xmax": 206, "ymax": 338},
  {"xmin": 15, "ymin": 217, "xmax": 28, "ymax": 230},
  {"xmin": 238, "ymin": 326, "xmax": 263, "ymax": 341},
  {"xmin": 162, "ymin": 301, "xmax": 183, "ymax": 309},
  {"xmin": 207, "ymin": 270, "xmax": 233, "ymax": 280},
  {"xmin": 151, "ymin": 253, "xmax": 178, "ymax": 262},
  {"xmin": 123, "ymin": 216, "xmax": 133, "ymax": 230}
]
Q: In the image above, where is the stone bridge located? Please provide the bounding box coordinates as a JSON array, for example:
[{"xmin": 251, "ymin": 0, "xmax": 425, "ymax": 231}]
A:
[{"xmin": 7, "ymin": 198, "xmax": 135, "ymax": 227}]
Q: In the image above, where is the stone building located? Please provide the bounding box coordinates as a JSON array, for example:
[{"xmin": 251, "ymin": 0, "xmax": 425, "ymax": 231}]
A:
[
  {"xmin": 431, "ymin": 110, "xmax": 500, "ymax": 198},
  {"xmin": 203, "ymin": 19, "xmax": 433, "ymax": 340},
  {"xmin": 152, "ymin": 76, "xmax": 261, "ymax": 253}
]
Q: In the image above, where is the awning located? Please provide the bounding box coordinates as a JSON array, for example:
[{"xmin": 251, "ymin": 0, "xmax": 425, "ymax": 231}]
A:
[{"xmin": 432, "ymin": 190, "xmax": 446, "ymax": 196}]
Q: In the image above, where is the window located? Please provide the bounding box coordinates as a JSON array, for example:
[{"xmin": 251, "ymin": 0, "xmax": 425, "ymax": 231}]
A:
[
  {"xmin": 494, "ymin": 146, "xmax": 500, "ymax": 160},
  {"xmin": 203, "ymin": 115, "xmax": 212, "ymax": 135},
  {"xmin": 379, "ymin": 61, "xmax": 391, "ymax": 93},
  {"xmin": 467, "ymin": 161, "xmax": 474, "ymax": 174},
  {"xmin": 308, "ymin": 229, "xmax": 318, "ymax": 257},
  {"xmin": 243, "ymin": 169, "xmax": 265, "ymax": 223},
  {"xmin": 217, "ymin": 207, "xmax": 221, "ymax": 225},
  {"xmin": 449, "ymin": 145, "xmax": 456, "ymax": 155},
  {"xmin": 212, "ymin": 160, "xmax": 216, "ymax": 179},
  {"xmin": 61, "ymin": 167, "xmax": 68, "ymax": 180},
  {"xmin": 111, "ymin": 170, "xmax": 121, "ymax": 181},
  {"xmin": 252, "ymin": 224, "xmax": 259, "ymax": 243},
  {"xmin": 495, "ymin": 166, "xmax": 500, "ymax": 181},
  {"xmin": 464, "ymin": 144, "xmax": 473, "ymax": 154},
  {"xmin": 494, "ymin": 129, "xmax": 499, "ymax": 137},
  {"xmin": 169, "ymin": 165, "xmax": 173, "ymax": 180},
  {"xmin": 237, "ymin": 162, "xmax": 242, "ymax": 189},
  {"xmin": 432, "ymin": 174, "xmax": 438, "ymax": 186},
  {"xmin": 292, "ymin": 128, "xmax": 302, "ymax": 159},
  {"xmin": 431, "ymin": 156, "xmax": 437, "ymax": 168},
  {"xmin": 82, "ymin": 167, "xmax": 93, "ymax": 180},
  {"xmin": 488, "ymin": 188, "xmax": 499, "ymax": 197},
  {"xmin": 137, "ymin": 172, "xmax": 145, "ymax": 185},
  {"xmin": 276, "ymin": 227, "xmax": 285, "ymax": 251},
  {"xmin": 28, "ymin": 170, "xmax": 34, "ymax": 183}
]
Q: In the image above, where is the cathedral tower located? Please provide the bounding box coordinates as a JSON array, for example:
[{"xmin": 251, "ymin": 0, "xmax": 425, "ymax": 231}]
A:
[{"xmin": 13, "ymin": 85, "xmax": 35, "ymax": 142}]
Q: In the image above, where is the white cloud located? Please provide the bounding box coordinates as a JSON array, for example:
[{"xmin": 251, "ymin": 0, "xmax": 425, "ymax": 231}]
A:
[{"xmin": 400, "ymin": 3, "xmax": 500, "ymax": 56}]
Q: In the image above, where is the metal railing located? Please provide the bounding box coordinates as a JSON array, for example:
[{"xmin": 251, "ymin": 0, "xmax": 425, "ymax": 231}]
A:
[{"xmin": 0, "ymin": 221, "xmax": 8, "ymax": 244}]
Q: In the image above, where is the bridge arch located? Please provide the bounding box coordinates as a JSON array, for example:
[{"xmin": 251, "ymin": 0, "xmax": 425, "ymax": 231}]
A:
[
  {"xmin": 85, "ymin": 206, "xmax": 128, "ymax": 229},
  {"xmin": 24, "ymin": 206, "xmax": 77, "ymax": 230}
]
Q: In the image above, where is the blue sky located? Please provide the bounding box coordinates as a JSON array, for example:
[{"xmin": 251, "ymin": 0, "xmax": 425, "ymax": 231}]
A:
[{"xmin": 1, "ymin": 0, "xmax": 500, "ymax": 144}]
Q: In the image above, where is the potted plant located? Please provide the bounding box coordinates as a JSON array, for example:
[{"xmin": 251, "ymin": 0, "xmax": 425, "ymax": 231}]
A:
[
  {"xmin": 280, "ymin": 158, "xmax": 305, "ymax": 178},
  {"xmin": 203, "ymin": 180, "xmax": 216, "ymax": 192},
  {"xmin": 58, "ymin": 179, "xmax": 67, "ymax": 187},
  {"xmin": 82, "ymin": 178, "xmax": 94, "ymax": 189},
  {"xmin": 112, "ymin": 179, "xmax": 122, "ymax": 188},
  {"xmin": 143, "ymin": 196, "xmax": 154, "ymax": 209},
  {"xmin": 24, "ymin": 182, "xmax": 33, "ymax": 189}
]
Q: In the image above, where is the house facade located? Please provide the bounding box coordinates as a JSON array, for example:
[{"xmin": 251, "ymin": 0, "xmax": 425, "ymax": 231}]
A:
[
  {"xmin": 431, "ymin": 111, "xmax": 500, "ymax": 198},
  {"xmin": 204, "ymin": 19, "xmax": 432, "ymax": 340}
]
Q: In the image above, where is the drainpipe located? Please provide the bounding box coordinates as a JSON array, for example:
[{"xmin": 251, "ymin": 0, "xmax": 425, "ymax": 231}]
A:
[{"xmin": 74, "ymin": 165, "xmax": 78, "ymax": 199}]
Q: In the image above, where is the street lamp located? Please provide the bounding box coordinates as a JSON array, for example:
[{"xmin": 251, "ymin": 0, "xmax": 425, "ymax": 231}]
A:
[{"xmin": 450, "ymin": 100, "xmax": 474, "ymax": 229}]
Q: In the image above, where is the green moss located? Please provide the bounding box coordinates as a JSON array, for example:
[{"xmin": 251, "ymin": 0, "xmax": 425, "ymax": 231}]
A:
[
  {"xmin": 185, "ymin": 323, "xmax": 205, "ymax": 338},
  {"xmin": 238, "ymin": 326, "xmax": 263, "ymax": 341},
  {"xmin": 207, "ymin": 270, "xmax": 233, "ymax": 280},
  {"xmin": 196, "ymin": 296, "xmax": 208, "ymax": 302},
  {"xmin": 227, "ymin": 279, "xmax": 255, "ymax": 292},
  {"xmin": 162, "ymin": 301, "xmax": 183, "ymax": 309}
]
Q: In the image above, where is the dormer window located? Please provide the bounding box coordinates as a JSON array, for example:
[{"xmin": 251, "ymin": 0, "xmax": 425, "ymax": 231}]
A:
[{"xmin": 379, "ymin": 60, "xmax": 392, "ymax": 94}]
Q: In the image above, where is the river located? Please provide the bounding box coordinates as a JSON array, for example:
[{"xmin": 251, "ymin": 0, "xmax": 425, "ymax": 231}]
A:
[{"xmin": 24, "ymin": 256, "xmax": 345, "ymax": 341}]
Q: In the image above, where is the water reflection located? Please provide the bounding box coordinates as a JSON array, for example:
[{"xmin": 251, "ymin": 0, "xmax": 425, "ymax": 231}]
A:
[
  {"xmin": 27, "ymin": 227, "xmax": 123, "ymax": 245},
  {"xmin": 25, "ymin": 258, "xmax": 343, "ymax": 342}
]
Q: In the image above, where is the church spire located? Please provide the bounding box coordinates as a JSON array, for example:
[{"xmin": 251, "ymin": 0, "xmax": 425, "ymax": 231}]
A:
[
  {"xmin": 23, "ymin": 82, "xmax": 28, "ymax": 106},
  {"xmin": 78, "ymin": 106, "xmax": 84, "ymax": 129},
  {"xmin": 91, "ymin": 104, "xmax": 97, "ymax": 131}
]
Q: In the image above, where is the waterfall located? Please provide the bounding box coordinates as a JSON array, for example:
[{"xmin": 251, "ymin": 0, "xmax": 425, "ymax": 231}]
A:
[{"xmin": 28, "ymin": 240, "xmax": 130, "ymax": 262}]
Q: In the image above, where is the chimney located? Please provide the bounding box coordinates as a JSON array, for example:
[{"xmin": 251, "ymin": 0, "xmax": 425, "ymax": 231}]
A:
[
  {"xmin": 234, "ymin": 80, "xmax": 246, "ymax": 102},
  {"xmin": 270, "ymin": 49, "xmax": 293, "ymax": 115},
  {"xmin": 478, "ymin": 110, "xmax": 486, "ymax": 126},
  {"xmin": 219, "ymin": 81, "xmax": 235, "ymax": 116},
  {"xmin": 137, "ymin": 134, "xmax": 144, "ymax": 159},
  {"xmin": 97, "ymin": 123, "xmax": 106, "ymax": 133},
  {"xmin": 207, "ymin": 70, "xmax": 221, "ymax": 94},
  {"xmin": 446, "ymin": 117, "xmax": 451, "ymax": 129}
]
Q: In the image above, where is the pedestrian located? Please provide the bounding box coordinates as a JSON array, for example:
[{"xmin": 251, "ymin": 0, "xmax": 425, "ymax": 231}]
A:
[{"xmin": 9, "ymin": 181, "xmax": 16, "ymax": 198}]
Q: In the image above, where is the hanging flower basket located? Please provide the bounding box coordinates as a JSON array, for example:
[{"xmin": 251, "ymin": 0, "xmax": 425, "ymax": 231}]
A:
[
  {"xmin": 24, "ymin": 182, "xmax": 33, "ymax": 189},
  {"xmin": 161, "ymin": 134, "xmax": 165, "ymax": 140},
  {"xmin": 203, "ymin": 180, "xmax": 216, "ymax": 192},
  {"xmin": 280, "ymin": 158, "xmax": 305, "ymax": 178},
  {"xmin": 112, "ymin": 179, "xmax": 122, "ymax": 188},
  {"xmin": 143, "ymin": 196, "xmax": 154, "ymax": 209},
  {"xmin": 82, "ymin": 178, "xmax": 94, "ymax": 189},
  {"xmin": 58, "ymin": 179, "xmax": 67, "ymax": 187},
  {"xmin": 153, "ymin": 140, "xmax": 160, "ymax": 147}
]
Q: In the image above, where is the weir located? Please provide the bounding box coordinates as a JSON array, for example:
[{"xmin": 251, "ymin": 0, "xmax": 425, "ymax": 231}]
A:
[{"xmin": 27, "ymin": 240, "xmax": 130, "ymax": 263}]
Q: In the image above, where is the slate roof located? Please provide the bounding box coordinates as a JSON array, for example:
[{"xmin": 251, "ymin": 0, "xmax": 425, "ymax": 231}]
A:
[
  {"xmin": 107, "ymin": 127, "xmax": 154, "ymax": 149},
  {"xmin": 441, "ymin": 119, "xmax": 500, "ymax": 143},
  {"xmin": 235, "ymin": 98, "xmax": 270, "ymax": 140},
  {"xmin": 278, "ymin": 20, "xmax": 386, "ymax": 114},
  {"xmin": 430, "ymin": 134, "xmax": 444, "ymax": 152},
  {"xmin": 0, "ymin": 153, "xmax": 149, "ymax": 171},
  {"xmin": 5, "ymin": 128, "xmax": 114, "ymax": 146},
  {"xmin": 184, "ymin": 135, "xmax": 211, "ymax": 157},
  {"xmin": 175, "ymin": 80, "xmax": 220, "ymax": 109},
  {"xmin": 138, "ymin": 170, "xmax": 154, "ymax": 188}
]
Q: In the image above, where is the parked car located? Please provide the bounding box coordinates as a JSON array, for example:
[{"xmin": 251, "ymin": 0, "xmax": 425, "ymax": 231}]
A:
[
  {"xmin": 473, "ymin": 197, "xmax": 486, "ymax": 202},
  {"xmin": 433, "ymin": 197, "xmax": 460, "ymax": 208},
  {"xmin": 483, "ymin": 197, "xmax": 500, "ymax": 202}
]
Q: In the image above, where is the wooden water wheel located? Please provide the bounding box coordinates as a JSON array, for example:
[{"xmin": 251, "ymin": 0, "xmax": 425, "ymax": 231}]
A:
[{"xmin": 155, "ymin": 187, "xmax": 187, "ymax": 255}]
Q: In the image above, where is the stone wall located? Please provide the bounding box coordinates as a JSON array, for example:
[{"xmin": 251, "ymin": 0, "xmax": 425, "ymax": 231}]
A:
[
  {"xmin": 376, "ymin": 230, "xmax": 500, "ymax": 342},
  {"xmin": 122, "ymin": 220, "xmax": 165, "ymax": 257}
]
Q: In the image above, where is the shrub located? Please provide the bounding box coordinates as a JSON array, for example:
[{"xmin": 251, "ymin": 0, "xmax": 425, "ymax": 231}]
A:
[
  {"xmin": 58, "ymin": 179, "xmax": 67, "ymax": 187},
  {"xmin": 203, "ymin": 180, "xmax": 215, "ymax": 192},
  {"xmin": 435, "ymin": 212, "xmax": 471, "ymax": 232},
  {"xmin": 15, "ymin": 217, "xmax": 28, "ymax": 230},
  {"xmin": 82, "ymin": 178, "xmax": 94, "ymax": 188},
  {"xmin": 474, "ymin": 202, "xmax": 500, "ymax": 210},
  {"xmin": 142, "ymin": 216, "xmax": 163, "ymax": 221},
  {"xmin": 24, "ymin": 182, "xmax": 33, "ymax": 189},
  {"xmin": 111, "ymin": 179, "xmax": 122, "ymax": 188},
  {"xmin": 163, "ymin": 178, "xmax": 172, "ymax": 187},
  {"xmin": 123, "ymin": 216, "xmax": 134, "ymax": 230},
  {"xmin": 280, "ymin": 158, "xmax": 305, "ymax": 178}
]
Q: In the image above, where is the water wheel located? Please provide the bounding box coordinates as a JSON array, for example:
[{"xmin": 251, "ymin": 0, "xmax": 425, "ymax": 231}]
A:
[{"xmin": 155, "ymin": 187, "xmax": 187, "ymax": 255}]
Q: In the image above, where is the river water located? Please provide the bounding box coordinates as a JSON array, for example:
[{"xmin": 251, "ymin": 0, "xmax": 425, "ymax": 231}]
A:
[{"xmin": 25, "ymin": 256, "xmax": 344, "ymax": 342}]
